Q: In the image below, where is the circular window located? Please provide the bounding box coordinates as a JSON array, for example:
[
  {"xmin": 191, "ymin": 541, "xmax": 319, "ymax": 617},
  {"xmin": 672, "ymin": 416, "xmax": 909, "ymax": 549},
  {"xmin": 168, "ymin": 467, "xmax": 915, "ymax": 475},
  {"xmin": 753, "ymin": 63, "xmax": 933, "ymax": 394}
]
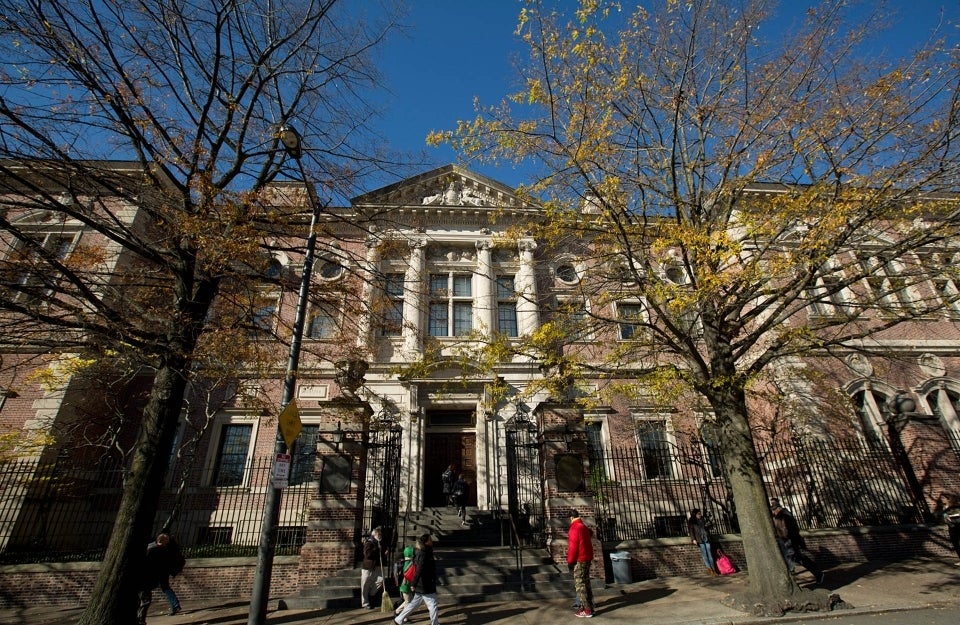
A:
[
  {"xmin": 556, "ymin": 263, "xmax": 578, "ymax": 284},
  {"xmin": 318, "ymin": 260, "xmax": 344, "ymax": 280}
]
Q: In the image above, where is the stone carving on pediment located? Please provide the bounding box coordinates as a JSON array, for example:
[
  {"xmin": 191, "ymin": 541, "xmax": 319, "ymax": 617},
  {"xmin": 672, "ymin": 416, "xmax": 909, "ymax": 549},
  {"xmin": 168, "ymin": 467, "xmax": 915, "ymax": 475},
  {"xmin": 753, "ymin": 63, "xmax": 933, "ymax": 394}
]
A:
[
  {"xmin": 918, "ymin": 353, "xmax": 946, "ymax": 377},
  {"xmin": 420, "ymin": 177, "xmax": 501, "ymax": 207},
  {"xmin": 846, "ymin": 353, "xmax": 873, "ymax": 377},
  {"xmin": 427, "ymin": 245, "xmax": 475, "ymax": 262}
]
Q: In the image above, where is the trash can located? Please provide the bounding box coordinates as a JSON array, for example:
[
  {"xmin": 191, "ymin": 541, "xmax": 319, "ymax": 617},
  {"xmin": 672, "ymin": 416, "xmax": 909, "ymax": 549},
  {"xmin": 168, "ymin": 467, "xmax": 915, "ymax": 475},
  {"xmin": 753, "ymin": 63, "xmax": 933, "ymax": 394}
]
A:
[{"xmin": 610, "ymin": 550, "xmax": 632, "ymax": 584}]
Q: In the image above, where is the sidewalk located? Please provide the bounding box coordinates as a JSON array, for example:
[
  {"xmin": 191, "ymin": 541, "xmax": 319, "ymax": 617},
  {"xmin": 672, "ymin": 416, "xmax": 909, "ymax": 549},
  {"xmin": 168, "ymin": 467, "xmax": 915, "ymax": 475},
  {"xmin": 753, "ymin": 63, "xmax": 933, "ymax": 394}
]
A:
[{"xmin": 3, "ymin": 557, "xmax": 959, "ymax": 625}]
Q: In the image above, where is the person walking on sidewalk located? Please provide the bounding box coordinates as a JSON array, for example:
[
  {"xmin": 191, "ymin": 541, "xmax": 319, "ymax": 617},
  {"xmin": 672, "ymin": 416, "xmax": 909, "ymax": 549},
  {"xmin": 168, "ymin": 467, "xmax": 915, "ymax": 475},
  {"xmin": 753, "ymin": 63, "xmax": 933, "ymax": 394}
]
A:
[
  {"xmin": 939, "ymin": 492, "xmax": 960, "ymax": 565},
  {"xmin": 772, "ymin": 502, "xmax": 824, "ymax": 584},
  {"xmin": 567, "ymin": 510, "xmax": 595, "ymax": 618},
  {"xmin": 394, "ymin": 533, "xmax": 440, "ymax": 625},
  {"xmin": 136, "ymin": 533, "xmax": 184, "ymax": 625},
  {"xmin": 360, "ymin": 527, "xmax": 385, "ymax": 609},
  {"xmin": 394, "ymin": 544, "xmax": 416, "ymax": 621},
  {"xmin": 688, "ymin": 508, "xmax": 716, "ymax": 575}
]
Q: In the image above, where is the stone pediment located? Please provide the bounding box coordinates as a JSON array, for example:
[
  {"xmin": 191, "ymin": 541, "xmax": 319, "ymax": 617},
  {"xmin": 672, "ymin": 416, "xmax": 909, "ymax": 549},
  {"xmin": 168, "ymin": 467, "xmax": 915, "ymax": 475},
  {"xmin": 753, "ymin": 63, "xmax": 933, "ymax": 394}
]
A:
[{"xmin": 351, "ymin": 164, "xmax": 528, "ymax": 209}]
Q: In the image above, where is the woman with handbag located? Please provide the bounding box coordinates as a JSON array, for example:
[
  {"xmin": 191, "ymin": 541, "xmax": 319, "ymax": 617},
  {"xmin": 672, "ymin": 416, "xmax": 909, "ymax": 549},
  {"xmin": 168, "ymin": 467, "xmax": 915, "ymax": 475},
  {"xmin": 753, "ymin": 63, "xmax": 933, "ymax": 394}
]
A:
[{"xmin": 687, "ymin": 509, "xmax": 716, "ymax": 575}]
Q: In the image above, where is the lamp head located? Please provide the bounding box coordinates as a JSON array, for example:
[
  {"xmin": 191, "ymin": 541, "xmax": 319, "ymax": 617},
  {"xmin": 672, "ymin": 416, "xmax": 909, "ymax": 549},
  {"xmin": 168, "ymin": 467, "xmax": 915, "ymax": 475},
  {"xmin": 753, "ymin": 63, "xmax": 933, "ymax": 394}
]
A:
[{"xmin": 278, "ymin": 124, "xmax": 303, "ymax": 160}]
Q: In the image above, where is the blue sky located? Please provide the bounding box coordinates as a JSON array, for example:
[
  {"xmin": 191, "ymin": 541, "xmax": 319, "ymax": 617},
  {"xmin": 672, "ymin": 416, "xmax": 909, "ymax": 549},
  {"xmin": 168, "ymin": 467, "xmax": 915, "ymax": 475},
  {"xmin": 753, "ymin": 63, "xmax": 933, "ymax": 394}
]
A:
[{"xmin": 370, "ymin": 0, "xmax": 960, "ymax": 189}]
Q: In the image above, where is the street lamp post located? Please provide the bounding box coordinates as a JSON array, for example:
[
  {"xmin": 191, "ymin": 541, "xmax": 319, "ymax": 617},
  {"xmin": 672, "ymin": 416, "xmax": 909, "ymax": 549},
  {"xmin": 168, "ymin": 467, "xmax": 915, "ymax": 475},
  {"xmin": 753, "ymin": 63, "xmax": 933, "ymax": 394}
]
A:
[{"xmin": 248, "ymin": 124, "xmax": 322, "ymax": 625}]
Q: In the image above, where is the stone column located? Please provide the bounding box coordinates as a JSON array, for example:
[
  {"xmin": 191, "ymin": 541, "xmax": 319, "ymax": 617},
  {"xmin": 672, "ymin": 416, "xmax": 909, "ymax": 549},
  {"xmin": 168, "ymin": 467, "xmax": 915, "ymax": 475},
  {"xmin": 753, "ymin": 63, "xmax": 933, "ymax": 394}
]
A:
[
  {"xmin": 475, "ymin": 239, "xmax": 494, "ymax": 334},
  {"xmin": 403, "ymin": 238, "xmax": 426, "ymax": 358},
  {"xmin": 516, "ymin": 239, "xmax": 540, "ymax": 337},
  {"xmin": 355, "ymin": 235, "xmax": 380, "ymax": 356}
]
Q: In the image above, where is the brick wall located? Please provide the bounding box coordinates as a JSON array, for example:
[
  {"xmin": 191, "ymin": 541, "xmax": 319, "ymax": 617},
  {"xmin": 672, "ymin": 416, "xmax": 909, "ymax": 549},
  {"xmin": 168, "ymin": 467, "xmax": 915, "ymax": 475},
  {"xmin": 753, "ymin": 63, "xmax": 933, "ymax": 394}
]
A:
[
  {"xmin": 0, "ymin": 525, "xmax": 956, "ymax": 608},
  {"xmin": 0, "ymin": 556, "xmax": 300, "ymax": 610}
]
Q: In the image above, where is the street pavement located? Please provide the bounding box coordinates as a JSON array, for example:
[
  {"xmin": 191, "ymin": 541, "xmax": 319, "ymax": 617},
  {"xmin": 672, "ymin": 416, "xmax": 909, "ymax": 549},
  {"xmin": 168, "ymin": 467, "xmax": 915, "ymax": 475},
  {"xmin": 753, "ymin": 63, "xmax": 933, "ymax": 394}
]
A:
[{"xmin": 2, "ymin": 556, "xmax": 959, "ymax": 625}]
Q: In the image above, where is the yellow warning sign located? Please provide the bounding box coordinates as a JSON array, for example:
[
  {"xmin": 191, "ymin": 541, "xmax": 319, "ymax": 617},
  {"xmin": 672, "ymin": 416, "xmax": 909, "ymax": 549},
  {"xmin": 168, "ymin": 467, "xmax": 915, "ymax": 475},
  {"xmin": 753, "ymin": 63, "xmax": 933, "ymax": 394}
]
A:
[{"xmin": 278, "ymin": 400, "xmax": 302, "ymax": 450}]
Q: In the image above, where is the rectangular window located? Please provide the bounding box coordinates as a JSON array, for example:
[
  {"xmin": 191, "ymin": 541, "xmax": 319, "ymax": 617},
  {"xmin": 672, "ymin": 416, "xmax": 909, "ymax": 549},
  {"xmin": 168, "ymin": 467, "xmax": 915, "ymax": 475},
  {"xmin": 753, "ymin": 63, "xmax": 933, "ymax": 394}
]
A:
[
  {"xmin": 860, "ymin": 256, "xmax": 917, "ymax": 312},
  {"xmin": 212, "ymin": 423, "xmax": 252, "ymax": 486},
  {"xmin": 618, "ymin": 303, "xmax": 644, "ymax": 340},
  {"xmin": 699, "ymin": 422, "xmax": 723, "ymax": 479},
  {"xmin": 307, "ymin": 307, "xmax": 338, "ymax": 339},
  {"xmin": 381, "ymin": 272, "xmax": 405, "ymax": 336},
  {"xmin": 637, "ymin": 419, "xmax": 673, "ymax": 479},
  {"xmin": 197, "ymin": 526, "xmax": 233, "ymax": 545},
  {"xmin": 496, "ymin": 275, "xmax": 518, "ymax": 337},
  {"xmin": 429, "ymin": 273, "xmax": 473, "ymax": 337},
  {"xmin": 11, "ymin": 232, "xmax": 75, "ymax": 303},
  {"xmin": 289, "ymin": 424, "xmax": 319, "ymax": 485},
  {"xmin": 251, "ymin": 298, "xmax": 278, "ymax": 334}
]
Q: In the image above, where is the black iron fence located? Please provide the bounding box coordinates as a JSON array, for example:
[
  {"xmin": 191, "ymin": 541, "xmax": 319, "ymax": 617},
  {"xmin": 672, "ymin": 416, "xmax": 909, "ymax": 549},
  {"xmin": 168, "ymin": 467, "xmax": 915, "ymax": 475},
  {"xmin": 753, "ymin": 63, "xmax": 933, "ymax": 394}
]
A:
[
  {"xmin": 591, "ymin": 436, "xmax": 923, "ymax": 542},
  {"xmin": 0, "ymin": 455, "xmax": 312, "ymax": 563}
]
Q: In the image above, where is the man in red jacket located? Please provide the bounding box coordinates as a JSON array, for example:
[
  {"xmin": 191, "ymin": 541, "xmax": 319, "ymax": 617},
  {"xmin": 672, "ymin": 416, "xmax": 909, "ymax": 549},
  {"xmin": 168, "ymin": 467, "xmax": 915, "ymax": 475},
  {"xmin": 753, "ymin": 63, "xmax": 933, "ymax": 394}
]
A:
[{"xmin": 567, "ymin": 510, "xmax": 595, "ymax": 618}]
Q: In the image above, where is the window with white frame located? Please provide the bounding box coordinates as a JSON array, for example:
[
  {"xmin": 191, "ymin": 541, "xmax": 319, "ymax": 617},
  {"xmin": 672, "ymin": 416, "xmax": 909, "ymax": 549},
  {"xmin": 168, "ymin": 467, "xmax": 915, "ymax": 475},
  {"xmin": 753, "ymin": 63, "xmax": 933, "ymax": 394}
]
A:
[
  {"xmin": 920, "ymin": 252, "xmax": 960, "ymax": 316},
  {"xmin": 924, "ymin": 386, "xmax": 960, "ymax": 450},
  {"xmin": 698, "ymin": 420, "xmax": 724, "ymax": 479},
  {"xmin": 307, "ymin": 304, "xmax": 339, "ymax": 339},
  {"xmin": 617, "ymin": 302, "xmax": 645, "ymax": 340},
  {"xmin": 496, "ymin": 275, "xmax": 518, "ymax": 337},
  {"xmin": 289, "ymin": 424, "xmax": 319, "ymax": 485},
  {"xmin": 250, "ymin": 296, "xmax": 278, "ymax": 335},
  {"xmin": 429, "ymin": 272, "xmax": 473, "ymax": 337},
  {"xmin": 210, "ymin": 422, "xmax": 254, "ymax": 486},
  {"xmin": 9, "ymin": 231, "xmax": 76, "ymax": 304},
  {"xmin": 380, "ymin": 272, "xmax": 405, "ymax": 336},
  {"xmin": 804, "ymin": 257, "xmax": 850, "ymax": 317},
  {"xmin": 852, "ymin": 388, "xmax": 890, "ymax": 448},
  {"xmin": 859, "ymin": 254, "xmax": 919, "ymax": 313},
  {"xmin": 634, "ymin": 415, "xmax": 676, "ymax": 479}
]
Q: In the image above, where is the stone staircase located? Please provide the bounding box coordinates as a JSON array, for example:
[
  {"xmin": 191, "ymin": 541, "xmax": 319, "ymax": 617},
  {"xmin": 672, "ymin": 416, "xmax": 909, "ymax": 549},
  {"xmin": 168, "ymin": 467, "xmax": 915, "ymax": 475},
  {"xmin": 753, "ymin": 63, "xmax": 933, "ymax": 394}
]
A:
[{"xmin": 281, "ymin": 506, "xmax": 604, "ymax": 609}]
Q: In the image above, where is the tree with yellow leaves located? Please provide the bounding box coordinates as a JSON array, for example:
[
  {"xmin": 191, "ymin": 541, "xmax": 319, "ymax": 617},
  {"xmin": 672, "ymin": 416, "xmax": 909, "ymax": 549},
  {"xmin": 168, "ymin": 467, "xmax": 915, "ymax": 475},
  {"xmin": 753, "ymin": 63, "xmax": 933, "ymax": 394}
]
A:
[
  {"xmin": 0, "ymin": 2, "xmax": 401, "ymax": 624},
  {"xmin": 436, "ymin": 0, "xmax": 960, "ymax": 614}
]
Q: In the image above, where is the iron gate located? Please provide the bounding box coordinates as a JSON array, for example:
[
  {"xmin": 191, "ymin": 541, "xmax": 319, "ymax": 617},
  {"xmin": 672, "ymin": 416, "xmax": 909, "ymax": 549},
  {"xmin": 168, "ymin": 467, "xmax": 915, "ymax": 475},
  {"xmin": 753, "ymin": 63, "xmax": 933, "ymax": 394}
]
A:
[
  {"xmin": 505, "ymin": 413, "xmax": 546, "ymax": 547},
  {"xmin": 363, "ymin": 421, "xmax": 403, "ymax": 553}
]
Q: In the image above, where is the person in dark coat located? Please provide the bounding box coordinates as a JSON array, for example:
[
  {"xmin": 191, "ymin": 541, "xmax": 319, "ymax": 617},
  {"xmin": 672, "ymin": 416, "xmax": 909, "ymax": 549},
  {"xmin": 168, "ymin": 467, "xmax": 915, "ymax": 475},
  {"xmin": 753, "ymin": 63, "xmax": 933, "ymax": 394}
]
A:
[
  {"xmin": 136, "ymin": 533, "xmax": 183, "ymax": 625},
  {"xmin": 453, "ymin": 473, "xmax": 468, "ymax": 526},
  {"xmin": 688, "ymin": 508, "xmax": 716, "ymax": 575},
  {"xmin": 393, "ymin": 533, "xmax": 440, "ymax": 625},
  {"xmin": 359, "ymin": 527, "xmax": 384, "ymax": 609},
  {"xmin": 772, "ymin": 502, "xmax": 824, "ymax": 584}
]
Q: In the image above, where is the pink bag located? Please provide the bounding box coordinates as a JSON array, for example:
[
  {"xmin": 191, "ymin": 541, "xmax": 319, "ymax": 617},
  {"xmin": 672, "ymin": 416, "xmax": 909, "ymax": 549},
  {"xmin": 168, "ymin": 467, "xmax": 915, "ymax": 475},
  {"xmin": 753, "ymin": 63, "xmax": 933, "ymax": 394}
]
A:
[{"xmin": 716, "ymin": 549, "xmax": 736, "ymax": 575}]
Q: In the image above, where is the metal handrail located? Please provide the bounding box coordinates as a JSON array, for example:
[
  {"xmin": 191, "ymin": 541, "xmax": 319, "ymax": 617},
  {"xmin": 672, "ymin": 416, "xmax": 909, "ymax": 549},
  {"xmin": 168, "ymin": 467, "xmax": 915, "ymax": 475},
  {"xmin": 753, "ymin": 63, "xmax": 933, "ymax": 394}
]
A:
[{"xmin": 499, "ymin": 506, "xmax": 526, "ymax": 592}]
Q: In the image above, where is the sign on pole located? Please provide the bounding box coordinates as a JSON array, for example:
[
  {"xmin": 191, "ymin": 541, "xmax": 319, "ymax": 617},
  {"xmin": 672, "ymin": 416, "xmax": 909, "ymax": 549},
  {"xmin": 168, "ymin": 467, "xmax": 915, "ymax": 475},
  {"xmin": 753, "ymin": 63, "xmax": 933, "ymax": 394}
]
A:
[
  {"xmin": 278, "ymin": 400, "xmax": 302, "ymax": 450},
  {"xmin": 272, "ymin": 452, "xmax": 291, "ymax": 489}
]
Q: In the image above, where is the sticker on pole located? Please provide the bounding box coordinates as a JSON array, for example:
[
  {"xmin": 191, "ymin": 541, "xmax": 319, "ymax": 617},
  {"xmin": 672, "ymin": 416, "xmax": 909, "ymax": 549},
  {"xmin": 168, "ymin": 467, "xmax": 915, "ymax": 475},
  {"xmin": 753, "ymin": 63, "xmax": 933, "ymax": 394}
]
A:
[{"xmin": 272, "ymin": 452, "xmax": 291, "ymax": 489}]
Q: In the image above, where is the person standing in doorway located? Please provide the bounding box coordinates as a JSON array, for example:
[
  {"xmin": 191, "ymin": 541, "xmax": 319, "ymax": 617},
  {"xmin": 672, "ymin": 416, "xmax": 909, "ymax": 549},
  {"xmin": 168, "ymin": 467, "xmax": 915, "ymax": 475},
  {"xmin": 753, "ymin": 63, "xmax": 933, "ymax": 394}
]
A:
[
  {"xmin": 441, "ymin": 464, "xmax": 456, "ymax": 507},
  {"xmin": 453, "ymin": 473, "xmax": 468, "ymax": 526},
  {"xmin": 687, "ymin": 508, "xmax": 716, "ymax": 575},
  {"xmin": 359, "ymin": 527, "xmax": 384, "ymax": 609},
  {"xmin": 567, "ymin": 510, "xmax": 595, "ymax": 618},
  {"xmin": 394, "ymin": 533, "xmax": 441, "ymax": 625}
]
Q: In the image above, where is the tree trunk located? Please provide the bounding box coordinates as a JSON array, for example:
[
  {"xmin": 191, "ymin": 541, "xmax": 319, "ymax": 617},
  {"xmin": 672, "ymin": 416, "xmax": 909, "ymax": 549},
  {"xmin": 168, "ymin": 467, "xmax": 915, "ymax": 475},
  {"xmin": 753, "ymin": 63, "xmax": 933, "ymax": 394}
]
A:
[
  {"xmin": 77, "ymin": 360, "xmax": 189, "ymax": 625},
  {"xmin": 710, "ymin": 382, "xmax": 843, "ymax": 615}
]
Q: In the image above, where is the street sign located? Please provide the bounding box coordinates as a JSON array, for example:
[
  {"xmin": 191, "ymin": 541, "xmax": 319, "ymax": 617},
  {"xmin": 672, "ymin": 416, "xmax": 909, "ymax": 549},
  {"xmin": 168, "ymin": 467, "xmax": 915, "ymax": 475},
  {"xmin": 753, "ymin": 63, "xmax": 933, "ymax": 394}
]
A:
[
  {"xmin": 278, "ymin": 400, "xmax": 302, "ymax": 449},
  {"xmin": 272, "ymin": 452, "xmax": 291, "ymax": 489}
]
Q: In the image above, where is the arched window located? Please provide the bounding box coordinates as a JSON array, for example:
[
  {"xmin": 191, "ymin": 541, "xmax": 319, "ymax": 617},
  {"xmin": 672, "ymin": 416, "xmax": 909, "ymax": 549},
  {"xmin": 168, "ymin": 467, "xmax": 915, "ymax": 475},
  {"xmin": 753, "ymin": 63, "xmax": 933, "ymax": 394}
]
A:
[
  {"xmin": 924, "ymin": 385, "xmax": 960, "ymax": 451},
  {"xmin": 852, "ymin": 388, "xmax": 890, "ymax": 448}
]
